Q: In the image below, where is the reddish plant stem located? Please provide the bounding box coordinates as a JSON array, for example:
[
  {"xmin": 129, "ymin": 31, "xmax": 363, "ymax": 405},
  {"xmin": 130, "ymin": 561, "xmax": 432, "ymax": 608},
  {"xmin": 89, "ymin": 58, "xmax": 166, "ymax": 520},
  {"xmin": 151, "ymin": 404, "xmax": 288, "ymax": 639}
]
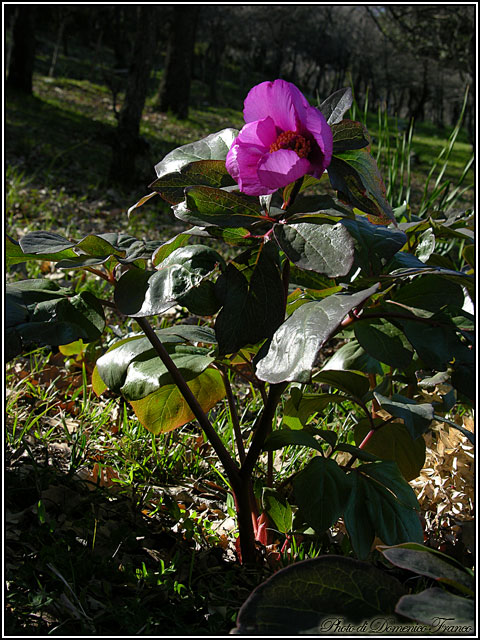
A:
[{"xmin": 135, "ymin": 316, "xmax": 259, "ymax": 563}]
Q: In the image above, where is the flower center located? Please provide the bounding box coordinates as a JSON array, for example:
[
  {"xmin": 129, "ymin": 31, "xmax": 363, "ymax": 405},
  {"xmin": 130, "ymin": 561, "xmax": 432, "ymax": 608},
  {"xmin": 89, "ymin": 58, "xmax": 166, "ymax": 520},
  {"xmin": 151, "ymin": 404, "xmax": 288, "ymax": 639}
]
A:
[{"xmin": 269, "ymin": 130, "xmax": 311, "ymax": 158}]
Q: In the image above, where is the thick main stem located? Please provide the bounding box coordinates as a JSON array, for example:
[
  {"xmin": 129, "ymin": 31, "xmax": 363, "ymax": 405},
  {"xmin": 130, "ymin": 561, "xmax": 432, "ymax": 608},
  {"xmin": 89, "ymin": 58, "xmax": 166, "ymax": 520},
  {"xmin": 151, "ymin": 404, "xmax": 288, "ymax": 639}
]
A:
[{"xmin": 135, "ymin": 317, "xmax": 258, "ymax": 563}]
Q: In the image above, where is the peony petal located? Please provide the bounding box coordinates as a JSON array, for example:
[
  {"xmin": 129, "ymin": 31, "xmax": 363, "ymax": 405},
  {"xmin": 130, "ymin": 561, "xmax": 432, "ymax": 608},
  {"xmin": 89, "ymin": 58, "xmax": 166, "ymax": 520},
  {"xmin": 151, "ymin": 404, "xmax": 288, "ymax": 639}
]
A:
[
  {"xmin": 227, "ymin": 143, "xmax": 272, "ymax": 196},
  {"xmin": 302, "ymin": 105, "xmax": 334, "ymax": 177},
  {"xmin": 257, "ymin": 149, "xmax": 311, "ymax": 190},
  {"xmin": 243, "ymin": 80, "xmax": 306, "ymax": 132},
  {"xmin": 234, "ymin": 116, "xmax": 278, "ymax": 149}
]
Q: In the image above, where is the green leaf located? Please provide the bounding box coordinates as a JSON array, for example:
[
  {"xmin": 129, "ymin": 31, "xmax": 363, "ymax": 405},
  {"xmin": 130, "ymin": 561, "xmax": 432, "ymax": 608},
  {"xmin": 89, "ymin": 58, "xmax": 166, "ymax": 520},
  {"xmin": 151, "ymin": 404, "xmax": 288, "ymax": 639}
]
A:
[
  {"xmin": 214, "ymin": 244, "xmax": 285, "ymax": 355},
  {"xmin": 354, "ymin": 420, "xmax": 426, "ymax": 481},
  {"xmin": 374, "ymin": 393, "xmax": 434, "ymax": 439},
  {"xmin": 273, "ymin": 222, "xmax": 354, "ymax": 276},
  {"xmin": 6, "ymin": 234, "xmax": 78, "ymax": 265},
  {"xmin": 322, "ymin": 339, "xmax": 384, "ymax": 375},
  {"xmin": 391, "ymin": 274, "xmax": 465, "ymax": 312},
  {"xmin": 283, "ymin": 390, "xmax": 343, "ymax": 430},
  {"xmin": 286, "ymin": 194, "xmax": 355, "ymax": 218},
  {"xmin": 114, "ymin": 246, "xmax": 224, "ymax": 317},
  {"xmin": 339, "ymin": 216, "xmax": 407, "ymax": 274},
  {"xmin": 332, "ymin": 119, "xmax": 370, "ymax": 153},
  {"xmin": 328, "ymin": 148, "xmax": 395, "ymax": 225},
  {"xmin": 263, "ymin": 429, "xmax": 325, "ymax": 454},
  {"xmin": 395, "ymin": 588, "xmax": 474, "ymax": 628},
  {"xmin": 149, "ymin": 159, "xmax": 236, "ymax": 205},
  {"xmin": 175, "ymin": 186, "xmax": 265, "ymax": 228},
  {"xmin": 256, "ymin": 284, "xmax": 380, "ymax": 383},
  {"xmin": 354, "ymin": 321, "xmax": 413, "ymax": 369},
  {"xmin": 380, "ymin": 547, "xmax": 474, "ymax": 595},
  {"xmin": 319, "ymin": 87, "xmax": 353, "ymax": 125},
  {"xmin": 294, "ymin": 458, "xmax": 352, "ymax": 534},
  {"xmin": 6, "ymin": 280, "xmax": 105, "ymax": 360},
  {"xmin": 233, "ymin": 555, "xmax": 406, "ymax": 634},
  {"xmin": 95, "ymin": 326, "xmax": 217, "ymax": 398},
  {"xmin": 262, "ymin": 488, "xmax": 293, "ymax": 534},
  {"xmin": 151, "ymin": 233, "xmax": 190, "ymax": 266},
  {"xmin": 314, "ymin": 369, "xmax": 370, "ymax": 399},
  {"xmin": 129, "ymin": 368, "xmax": 226, "ymax": 434},
  {"xmin": 154, "ymin": 128, "xmax": 238, "ymax": 178},
  {"xmin": 19, "ymin": 231, "xmax": 76, "ymax": 255},
  {"xmin": 345, "ymin": 461, "xmax": 423, "ymax": 559},
  {"xmin": 335, "ymin": 443, "xmax": 379, "ymax": 462}
]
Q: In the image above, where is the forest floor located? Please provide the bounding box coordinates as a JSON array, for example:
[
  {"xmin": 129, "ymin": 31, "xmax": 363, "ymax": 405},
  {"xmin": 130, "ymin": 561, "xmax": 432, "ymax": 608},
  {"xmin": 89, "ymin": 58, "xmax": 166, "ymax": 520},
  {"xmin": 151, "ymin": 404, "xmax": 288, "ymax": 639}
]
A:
[{"xmin": 5, "ymin": 71, "xmax": 475, "ymax": 635}]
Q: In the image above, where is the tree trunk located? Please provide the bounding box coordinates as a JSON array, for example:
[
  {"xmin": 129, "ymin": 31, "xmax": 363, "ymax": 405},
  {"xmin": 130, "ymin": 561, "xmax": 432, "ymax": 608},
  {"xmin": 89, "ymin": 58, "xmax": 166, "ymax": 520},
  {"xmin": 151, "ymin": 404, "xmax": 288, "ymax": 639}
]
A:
[
  {"xmin": 157, "ymin": 6, "xmax": 200, "ymax": 119},
  {"xmin": 109, "ymin": 7, "xmax": 156, "ymax": 186},
  {"xmin": 49, "ymin": 12, "xmax": 66, "ymax": 78},
  {"xmin": 7, "ymin": 6, "xmax": 36, "ymax": 94}
]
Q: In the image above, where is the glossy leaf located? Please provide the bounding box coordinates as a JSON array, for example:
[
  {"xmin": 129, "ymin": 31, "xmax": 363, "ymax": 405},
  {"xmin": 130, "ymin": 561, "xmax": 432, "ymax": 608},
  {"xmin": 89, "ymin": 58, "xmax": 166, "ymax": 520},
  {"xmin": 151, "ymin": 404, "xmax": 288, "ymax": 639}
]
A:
[
  {"xmin": 175, "ymin": 186, "xmax": 265, "ymax": 228},
  {"xmin": 114, "ymin": 246, "xmax": 224, "ymax": 317},
  {"xmin": 154, "ymin": 128, "xmax": 238, "ymax": 178},
  {"xmin": 318, "ymin": 87, "xmax": 353, "ymax": 125},
  {"xmin": 380, "ymin": 546, "xmax": 474, "ymax": 595},
  {"xmin": 322, "ymin": 339, "xmax": 384, "ymax": 375},
  {"xmin": 345, "ymin": 461, "xmax": 423, "ymax": 559},
  {"xmin": 6, "ymin": 234, "xmax": 77, "ymax": 265},
  {"xmin": 214, "ymin": 244, "xmax": 285, "ymax": 355},
  {"xmin": 233, "ymin": 555, "xmax": 405, "ymax": 634},
  {"xmin": 331, "ymin": 119, "xmax": 370, "ymax": 153},
  {"xmin": 273, "ymin": 221, "xmax": 354, "ymax": 276},
  {"xmin": 256, "ymin": 284, "xmax": 380, "ymax": 383},
  {"xmin": 286, "ymin": 194, "xmax": 355, "ymax": 218},
  {"xmin": 328, "ymin": 148, "xmax": 395, "ymax": 225},
  {"xmin": 354, "ymin": 321, "xmax": 413, "ymax": 369},
  {"xmin": 294, "ymin": 457, "xmax": 352, "ymax": 534},
  {"xmin": 149, "ymin": 159, "xmax": 236, "ymax": 204},
  {"xmin": 6, "ymin": 280, "xmax": 105, "ymax": 360},
  {"xmin": 19, "ymin": 230, "xmax": 76, "ymax": 255},
  {"xmin": 391, "ymin": 274, "xmax": 465, "ymax": 312},
  {"xmin": 339, "ymin": 216, "xmax": 407, "ymax": 274},
  {"xmin": 354, "ymin": 420, "xmax": 426, "ymax": 481},
  {"xmin": 314, "ymin": 369, "xmax": 371, "ymax": 399},
  {"xmin": 129, "ymin": 368, "xmax": 226, "ymax": 434},
  {"xmin": 374, "ymin": 393, "xmax": 434, "ymax": 439},
  {"xmin": 395, "ymin": 588, "xmax": 474, "ymax": 628}
]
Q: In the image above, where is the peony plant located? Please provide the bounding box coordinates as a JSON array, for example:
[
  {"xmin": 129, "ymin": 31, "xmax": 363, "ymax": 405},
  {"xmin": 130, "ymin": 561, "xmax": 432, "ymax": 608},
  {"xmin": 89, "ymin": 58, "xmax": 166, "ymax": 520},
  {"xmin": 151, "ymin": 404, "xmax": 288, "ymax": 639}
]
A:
[{"xmin": 6, "ymin": 83, "xmax": 474, "ymax": 566}]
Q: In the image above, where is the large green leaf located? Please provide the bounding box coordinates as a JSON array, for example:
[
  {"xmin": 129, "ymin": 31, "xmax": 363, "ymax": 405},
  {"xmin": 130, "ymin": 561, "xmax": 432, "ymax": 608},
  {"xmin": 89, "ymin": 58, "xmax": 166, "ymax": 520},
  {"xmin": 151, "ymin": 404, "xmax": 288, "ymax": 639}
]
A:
[
  {"xmin": 339, "ymin": 216, "xmax": 407, "ymax": 274},
  {"xmin": 286, "ymin": 193, "xmax": 355, "ymax": 218},
  {"xmin": 294, "ymin": 457, "xmax": 352, "ymax": 534},
  {"xmin": 129, "ymin": 368, "xmax": 226, "ymax": 434},
  {"xmin": 283, "ymin": 388, "xmax": 343, "ymax": 430},
  {"xmin": 322, "ymin": 338, "xmax": 384, "ymax": 375},
  {"xmin": 380, "ymin": 546, "xmax": 474, "ymax": 595},
  {"xmin": 256, "ymin": 284, "xmax": 380, "ymax": 383},
  {"xmin": 354, "ymin": 321, "xmax": 413, "ymax": 369},
  {"xmin": 318, "ymin": 87, "xmax": 353, "ymax": 125},
  {"xmin": 95, "ymin": 326, "xmax": 217, "ymax": 399},
  {"xmin": 331, "ymin": 119, "xmax": 370, "ymax": 153},
  {"xmin": 273, "ymin": 221, "xmax": 354, "ymax": 276},
  {"xmin": 354, "ymin": 420, "xmax": 426, "ymax": 481},
  {"xmin": 6, "ymin": 280, "xmax": 105, "ymax": 360},
  {"xmin": 6, "ymin": 234, "xmax": 77, "ymax": 265},
  {"xmin": 114, "ymin": 246, "xmax": 224, "ymax": 317},
  {"xmin": 328, "ymin": 148, "xmax": 395, "ymax": 225},
  {"xmin": 313, "ymin": 369, "xmax": 370, "ymax": 399},
  {"xmin": 174, "ymin": 186, "xmax": 265, "ymax": 228},
  {"xmin": 233, "ymin": 555, "xmax": 405, "ymax": 634},
  {"xmin": 374, "ymin": 393, "xmax": 434, "ymax": 439},
  {"xmin": 391, "ymin": 274, "xmax": 465, "ymax": 312},
  {"xmin": 395, "ymin": 588, "xmax": 474, "ymax": 629},
  {"xmin": 149, "ymin": 159, "xmax": 236, "ymax": 204},
  {"xmin": 154, "ymin": 128, "xmax": 238, "ymax": 177},
  {"xmin": 344, "ymin": 461, "xmax": 423, "ymax": 559},
  {"xmin": 263, "ymin": 429, "xmax": 326, "ymax": 455},
  {"xmin": 214, "ymin": 244, "xmax": 285, "ymax": 355}
]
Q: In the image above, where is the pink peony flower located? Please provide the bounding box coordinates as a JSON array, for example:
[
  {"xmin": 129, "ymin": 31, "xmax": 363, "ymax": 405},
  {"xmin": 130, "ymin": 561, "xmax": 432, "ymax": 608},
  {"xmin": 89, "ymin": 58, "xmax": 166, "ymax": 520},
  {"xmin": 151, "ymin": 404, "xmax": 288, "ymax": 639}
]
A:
[{"xmin": 226, "ymin": 80, "xmax": 333, "ymax": 196}]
